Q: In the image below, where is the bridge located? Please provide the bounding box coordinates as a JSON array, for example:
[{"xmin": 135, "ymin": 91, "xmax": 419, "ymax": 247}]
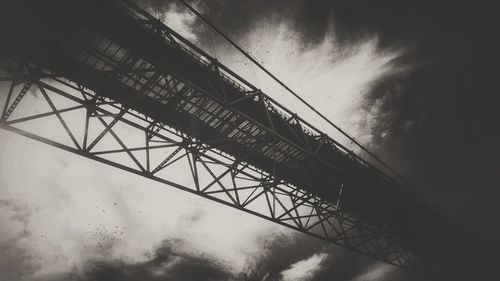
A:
[{"xmin": 0, "ymin": 0, "xmax": 465, "ymax": 279}]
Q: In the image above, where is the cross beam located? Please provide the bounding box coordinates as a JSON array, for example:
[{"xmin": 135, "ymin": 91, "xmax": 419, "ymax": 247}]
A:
[{"xmin": 0, "ymin": 58, "xmax": 438, "ymax": 277}]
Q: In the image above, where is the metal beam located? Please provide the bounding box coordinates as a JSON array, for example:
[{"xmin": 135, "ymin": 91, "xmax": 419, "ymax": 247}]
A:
[{"xmin": 0, "ymin": 60, "xmax": 435, "ymax": 277}]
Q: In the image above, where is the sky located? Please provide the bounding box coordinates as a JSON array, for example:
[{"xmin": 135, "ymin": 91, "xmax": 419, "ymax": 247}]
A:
[{"xmin": 1, "ymin": 0, "xmax": 500, "ymax": 280}]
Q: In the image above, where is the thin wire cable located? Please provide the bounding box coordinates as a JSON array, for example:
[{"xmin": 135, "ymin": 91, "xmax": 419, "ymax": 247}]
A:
[
  {"xmin": 247, "ymin": 56, "xmax": 261, "ymax": 89},
  {"xmin": 175, "ymin": 0, "xmax": 432, "ymax": 204},
  {"xmin": 211, "ymin": 40, "xmax": 217, "ymax": 60},
  {"xmin": 154, "ymin": 0, "xmax": 160, "ymax": 20},
  {"xmin": 203, "ymin": 31, "xmax": 214, "ymax": 58},
  {"xmin": 207, "ymin": 30, "xmax": 217, "ymax": 60}
]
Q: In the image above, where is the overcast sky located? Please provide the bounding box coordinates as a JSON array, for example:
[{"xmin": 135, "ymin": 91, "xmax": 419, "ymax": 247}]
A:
[{"xmin": 1, "ymin": 0, "xmax": 499, "ymax": 280}]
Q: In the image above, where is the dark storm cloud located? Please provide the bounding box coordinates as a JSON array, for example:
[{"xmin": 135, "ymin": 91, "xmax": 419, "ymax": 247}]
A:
[
  {"xmin": 328, "ymin": 0, "xmax": 500, "ymax": 278},
  {"xmin": 337, "ymin": 0, "xmax": 500, "ymax": 236},
  {"xmin": 241, "ymin": 231, "xmax": 425, "ymax": 281},
  {"xmin": 32, "ymin": 239, "xmax": 234, "ymax": 281},
  {"xmin": 83, "ymin": 240, "xmax": 233, "ymax": 281},
  {"xmin": 138, "ymin": 0, "xmax": 339, "ymax": 47},
  {"xmin": 240, "ymin": 231, "xmax": 326, "ymax": 280}
]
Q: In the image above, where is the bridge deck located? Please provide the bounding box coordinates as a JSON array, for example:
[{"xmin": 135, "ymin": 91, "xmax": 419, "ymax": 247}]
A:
[{"xmin": 0, "ymin": 0, "xmax": 453, "ymax": 276}]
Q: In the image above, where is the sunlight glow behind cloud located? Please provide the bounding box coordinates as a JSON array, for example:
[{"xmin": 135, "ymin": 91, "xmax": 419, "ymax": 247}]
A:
[{"xmin": 186, "ymin": 11, "xmax": 408, "ymax": 151}]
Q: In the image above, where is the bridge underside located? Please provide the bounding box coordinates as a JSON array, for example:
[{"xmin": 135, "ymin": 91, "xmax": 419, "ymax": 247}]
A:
[
  {"xmin": 0, "ymin": 56, "xmax": 433, "ymax": 274},
  {"xmin": 0, "ymin": 0, "xmax": 453, "ymax": 278}
]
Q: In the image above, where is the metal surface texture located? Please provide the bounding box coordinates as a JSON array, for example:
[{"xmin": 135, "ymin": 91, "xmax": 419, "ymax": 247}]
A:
[{"xmin": 0, "ymin": 0, "xmax": 452, "ymax": 278}]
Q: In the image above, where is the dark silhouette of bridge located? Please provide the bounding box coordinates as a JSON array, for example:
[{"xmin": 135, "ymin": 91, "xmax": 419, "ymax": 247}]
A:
[{"xmin": 0, "ymin": 0, "xmax": 479, "ymax": 279}]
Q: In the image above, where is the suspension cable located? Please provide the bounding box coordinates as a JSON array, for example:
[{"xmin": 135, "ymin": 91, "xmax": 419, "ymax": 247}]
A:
[{"xmin": 175, "ymin": 0, "xmax": 428, "ymax": 201}]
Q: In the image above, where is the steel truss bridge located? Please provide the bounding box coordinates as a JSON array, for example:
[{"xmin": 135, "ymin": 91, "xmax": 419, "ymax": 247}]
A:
[{"xmin": 0, "ymin": 0, "xmax": 458, "ymax": 279}]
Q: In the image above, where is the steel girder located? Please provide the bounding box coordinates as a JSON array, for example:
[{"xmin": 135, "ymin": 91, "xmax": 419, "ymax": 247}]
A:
[{"xmin": 0, "ymin": 57, "xmax": 437, "ymax": 277}]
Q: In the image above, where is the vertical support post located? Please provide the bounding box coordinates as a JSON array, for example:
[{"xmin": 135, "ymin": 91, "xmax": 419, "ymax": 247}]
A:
[
  {"xmin": 189, "ymin": 150, "xmax": 200, "ymax": 192},
  {"xmin": 145, "ymin": 129, "xmax": 151, "ymax": 173},
  {"xmin": 1, "ymin": 78, "xmax": 16, "ymax": 122},
  {"xmin": 83, "ymin": 110, "xmax": 90, "ymax": 151},
  {"xmin": 331, "ymin": 182, "xmax": 344, "ymax": 237}
]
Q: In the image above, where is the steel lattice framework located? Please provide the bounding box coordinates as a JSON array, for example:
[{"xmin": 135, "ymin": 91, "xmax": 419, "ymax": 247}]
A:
[
  {"xmin": 0, "ymin": 0, "xmax": 445, "ymax": 278},
  {"xmin": 0, "ymin": 56, "xmax": 433, "ymax": 274}
]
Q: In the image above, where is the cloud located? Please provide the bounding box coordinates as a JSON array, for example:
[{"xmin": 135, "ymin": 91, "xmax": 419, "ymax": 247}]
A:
[
  {"xmin": 79, "ymin": 239, "xmax": 234, "ymax": 281},
  {"xmin": 9, "ymin": 238, "xmax": 235, "ymax": 281},
  {"xmin": 188, "ymin": 11, "xmax": 410, "ymax": 153},
  {"xmin": 0, "ymin": 124, "xmax": 287, "ymax": 280},
  {"xmin": 138, "ymin": 0, "xmax": 207, "ymax": 43},
  {"xmin": 348, "ymin": 263, "xmax": 394, "ymax": 281},
  {"xmin": 159, "ymin": 1, "xmax": 203, "ymax": 42},
  {"xmin": 145, "ymin": 0, "xmax": 409, "ymax": 151},
  {"xmin": 280, "ymin": 253, "xmax": 328, "ymax": 281}
]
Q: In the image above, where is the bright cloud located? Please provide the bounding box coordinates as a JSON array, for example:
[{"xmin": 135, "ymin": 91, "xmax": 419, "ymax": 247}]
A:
[
  {"xmin": 207, "ymin": 16, "xmax": 407, "ymax": 151},
  {"xmin": 349, "ymin": 263, "xmax": 395, "ymax": 281},
  {"xmin": 0, "ymin": 126, "xmax": 285, "ymax": 280},
  {"xmin": 280, "ymin": 253, "xmax": 329, "ymax": 281}
]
